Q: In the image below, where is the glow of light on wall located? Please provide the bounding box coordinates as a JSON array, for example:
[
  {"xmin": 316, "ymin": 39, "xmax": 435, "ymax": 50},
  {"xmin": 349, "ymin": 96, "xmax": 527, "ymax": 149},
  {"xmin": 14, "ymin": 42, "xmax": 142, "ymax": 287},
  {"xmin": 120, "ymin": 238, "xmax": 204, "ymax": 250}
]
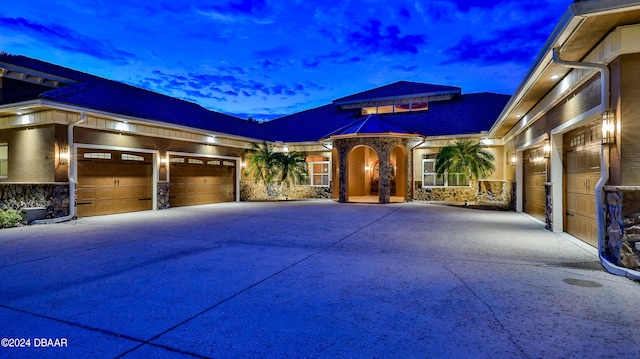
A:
[
  {"xmin": 206, "ymin": 136, "xmax": 216, "ymax": 144},
  {"xmin": 117, "ymin": 121, "xmax": 130, "ymax": 132}
]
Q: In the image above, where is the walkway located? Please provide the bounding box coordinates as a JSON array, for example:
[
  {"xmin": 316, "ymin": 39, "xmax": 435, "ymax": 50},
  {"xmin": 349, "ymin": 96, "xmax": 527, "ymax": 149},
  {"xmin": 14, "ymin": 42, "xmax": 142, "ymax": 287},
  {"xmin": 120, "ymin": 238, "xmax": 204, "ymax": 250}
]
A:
[{"xmin": 0, "ymin": 200, "xmax": 638, "ymax": 358}]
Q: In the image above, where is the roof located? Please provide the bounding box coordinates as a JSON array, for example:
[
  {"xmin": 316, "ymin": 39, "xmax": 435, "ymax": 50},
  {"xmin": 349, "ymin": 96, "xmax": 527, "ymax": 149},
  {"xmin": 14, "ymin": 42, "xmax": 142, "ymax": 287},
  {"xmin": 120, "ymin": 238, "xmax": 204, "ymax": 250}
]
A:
[
  {"xmin": 491, "ymin": 0, "xmax": 640, "ymax": 138},
  {"xmin": 38, "ymin": 80, "xmax": 265, "ymax": 139},
  {"xmin": 0, "ymin": 53, "xmax": 100, "ymax": 83},
  {"xmin": 333, "ymin": 81, "xmax": 461, "ymax": 105},
  {"xmin": 0, "ymin": 54, "xmax": 509, "ymax": 143},
  {"xmin": 262, "ymin": 92, "xmax": 510, "ymax": 142},
  {"xmin": 325, "ymin": 114, "xmax": 416, "ymax": 138}
]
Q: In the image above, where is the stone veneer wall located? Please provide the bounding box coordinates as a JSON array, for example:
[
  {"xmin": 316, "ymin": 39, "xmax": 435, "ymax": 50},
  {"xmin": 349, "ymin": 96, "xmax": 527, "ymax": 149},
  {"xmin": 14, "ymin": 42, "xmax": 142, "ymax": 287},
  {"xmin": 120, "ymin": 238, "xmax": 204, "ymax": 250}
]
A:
[
  {"xmin": 240, "ymin": 180, "xmax": 331, "ymax": 201},
  {"xmin": 604, "ymin": 187, "xmax": 640, "ymax": 270},
  {"xmin": 414, "ymin": 180, "xmax": 515, "ymax": 209},
  {"xmin": 0, "ymin": 183, "xmax": 70, "ymax": 218},
  {"xmin": 157, "ymin": 182, "xmax": 170, "ymax": 209}
]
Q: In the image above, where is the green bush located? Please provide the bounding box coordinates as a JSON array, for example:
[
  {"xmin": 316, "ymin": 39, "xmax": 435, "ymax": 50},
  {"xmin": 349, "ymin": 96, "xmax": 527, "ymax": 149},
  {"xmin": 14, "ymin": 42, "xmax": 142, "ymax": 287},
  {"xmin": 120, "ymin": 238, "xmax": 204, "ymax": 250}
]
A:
[{"xmin": 0, "ymin": 209, "xmax": 22, "ymax": 228}]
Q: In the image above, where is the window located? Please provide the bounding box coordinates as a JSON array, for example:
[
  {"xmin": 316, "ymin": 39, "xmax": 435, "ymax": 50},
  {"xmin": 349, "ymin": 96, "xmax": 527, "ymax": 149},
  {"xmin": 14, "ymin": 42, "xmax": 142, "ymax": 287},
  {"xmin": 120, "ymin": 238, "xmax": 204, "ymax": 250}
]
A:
[
  {"xmin": 297, "ymin": 157, "xmax": 330, "ymax": 187},
  {"xmin": 0, "ymin": 144, "xmax": 7, "ymax": 178},
  {"xmin": 170, "ymin": 157, "xmax": 184, "ymax": 163},
  {"xmin": 122, "ymin": 153, "xmax": 144, "ymax": 161},
  {"xmin": 360, "ymin": 102, "xmax": 429, "ymax": 115},
  {"xmin": 84, "ymin": 152, "xmax": 112, "ymax": 160},
  {"xmin": 421, "ymin": 158, "xmax": 468, "ymax": 187},
  {"xmin": 188, "ymin": 158, "xmax": 204, "ymax": 164}
]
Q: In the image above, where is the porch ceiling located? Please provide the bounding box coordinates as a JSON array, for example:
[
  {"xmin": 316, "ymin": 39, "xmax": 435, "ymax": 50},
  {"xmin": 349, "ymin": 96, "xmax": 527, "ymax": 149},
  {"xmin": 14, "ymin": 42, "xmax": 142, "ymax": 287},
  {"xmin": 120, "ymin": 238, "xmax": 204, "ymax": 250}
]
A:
[{"xmin": 491, "ymin": 3, "xmax": 640, "ymax": 139}]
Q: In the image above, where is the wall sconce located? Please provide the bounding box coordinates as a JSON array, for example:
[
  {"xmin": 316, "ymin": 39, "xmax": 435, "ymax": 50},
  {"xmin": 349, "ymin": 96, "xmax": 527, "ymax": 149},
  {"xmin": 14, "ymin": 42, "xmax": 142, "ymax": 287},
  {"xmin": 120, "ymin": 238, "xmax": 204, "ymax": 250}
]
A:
[
  {"xmin": 510, "ymin": 153, "xmax": 517, "ymax": 166},
  {"xmin": 160, "ymin": 157, "xmax": 168, "ymax": 167},
  {"xmin": 59, "ymin": 147, "xmax": 70, "ymax": 165},
  {"xmin": 543, "ymin": 139, "xmax": 550, "ymax": 158},
  {"xmin": 602, "ymin": 110, "xmax": 616, "ymax": 145}
]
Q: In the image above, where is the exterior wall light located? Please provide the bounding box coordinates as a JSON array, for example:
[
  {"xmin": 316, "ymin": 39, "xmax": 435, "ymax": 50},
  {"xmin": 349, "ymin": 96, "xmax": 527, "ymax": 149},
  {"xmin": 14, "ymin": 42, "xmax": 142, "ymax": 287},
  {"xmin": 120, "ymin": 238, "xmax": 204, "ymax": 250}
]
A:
[
  {"xmin": 160, "ymin": 157, "xmax": 168, "ymax": 167},
  {"xmin": 543, "ymin": 139, "xmax": 550, "ymax": 158},
  {"xmin": 59, "ymin": 147, "xmax": 70, "ymax": 165},
  {"xmin": 602, "ymin": 111, "xmax": 616, "ymax": 145},
  {"xmin": 510, "ymin": 152, "xmax": 517, "ymax": 166}
]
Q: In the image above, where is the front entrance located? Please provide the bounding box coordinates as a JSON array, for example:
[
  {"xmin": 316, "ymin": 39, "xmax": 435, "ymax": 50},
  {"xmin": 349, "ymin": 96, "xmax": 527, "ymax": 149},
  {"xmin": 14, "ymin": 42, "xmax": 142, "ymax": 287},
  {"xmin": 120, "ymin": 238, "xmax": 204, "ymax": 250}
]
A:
[
  {"xmin": 563, "ymin": 124, "xmax": 601, "ymax": 247},
  {"xmin": 77, "ymin": 149, "xmax": 153, "ymax": 217}
]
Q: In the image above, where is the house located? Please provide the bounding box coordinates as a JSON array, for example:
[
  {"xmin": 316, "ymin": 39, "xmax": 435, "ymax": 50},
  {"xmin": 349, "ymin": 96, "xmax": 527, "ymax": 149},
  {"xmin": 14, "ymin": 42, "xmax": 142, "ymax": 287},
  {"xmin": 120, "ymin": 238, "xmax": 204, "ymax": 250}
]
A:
[
  {"xmin": 3, "ymin": 0, "xmax": 640, "ymax": 278},
  {"xmin": 0, "ymin": 54, "xmax": 510, "ymax": 218},
  {"xmin": 491, "ymin": 0, "xmax": 640, "ymax": 277}
]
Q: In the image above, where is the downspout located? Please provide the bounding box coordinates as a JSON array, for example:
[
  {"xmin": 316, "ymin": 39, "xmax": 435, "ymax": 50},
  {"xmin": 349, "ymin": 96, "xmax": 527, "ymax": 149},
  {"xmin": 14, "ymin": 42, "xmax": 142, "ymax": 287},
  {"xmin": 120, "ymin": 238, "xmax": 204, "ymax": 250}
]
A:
[
  {"xmin": 410, "ymin": 136, "xmax": 426, "ymax": 200},
  {"xmin": 551, "ymin": 48, "xmax": 613, "ymax": 269},
  {"xmin": 34, "ymin": 112, "xmax": 86, "ymax": 224}
]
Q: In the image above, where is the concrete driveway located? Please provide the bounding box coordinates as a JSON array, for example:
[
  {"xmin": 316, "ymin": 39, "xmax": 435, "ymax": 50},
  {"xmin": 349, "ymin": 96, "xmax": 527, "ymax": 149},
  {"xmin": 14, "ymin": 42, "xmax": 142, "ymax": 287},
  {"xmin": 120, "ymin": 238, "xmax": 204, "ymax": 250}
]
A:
[{"xmin": 1, "ymin": 200, "xmax": 639, "ymax": 358}]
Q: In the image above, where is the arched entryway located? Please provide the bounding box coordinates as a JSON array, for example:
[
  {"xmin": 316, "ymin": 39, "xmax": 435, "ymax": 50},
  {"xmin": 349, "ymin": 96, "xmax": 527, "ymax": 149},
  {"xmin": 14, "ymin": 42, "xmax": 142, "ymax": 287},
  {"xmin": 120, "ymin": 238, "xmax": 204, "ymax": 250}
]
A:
[
  {"xmin": 347, "ymin": 145, "xmax": 379, "ymax": 200},
  {"xmin": 330, "ymin": 137, "xmax": 417, "ymax": 204},
  {"xmin": 323, "ymin": 114, "xmax": 422, "ymax": 204}
]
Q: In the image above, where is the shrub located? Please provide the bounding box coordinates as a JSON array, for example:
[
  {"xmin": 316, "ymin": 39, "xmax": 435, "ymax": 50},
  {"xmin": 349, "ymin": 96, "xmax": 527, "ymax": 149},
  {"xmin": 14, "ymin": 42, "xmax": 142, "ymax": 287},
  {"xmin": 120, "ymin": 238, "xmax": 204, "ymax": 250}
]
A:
[{"xmin": 0, "ymin": 209, "xmax": 22, "ymax": 228}]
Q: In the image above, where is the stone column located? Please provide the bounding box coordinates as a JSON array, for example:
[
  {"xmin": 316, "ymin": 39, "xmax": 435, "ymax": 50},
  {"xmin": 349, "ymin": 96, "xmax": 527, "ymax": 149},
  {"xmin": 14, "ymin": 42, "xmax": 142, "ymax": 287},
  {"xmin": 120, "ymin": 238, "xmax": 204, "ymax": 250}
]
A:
[
  {"xmin": 337, "ymin": 143, "xmax": 349, "ymax": 203},
  {"xmin": 378, "ymin": 147, "xmax": 391, "ymax": 204}
]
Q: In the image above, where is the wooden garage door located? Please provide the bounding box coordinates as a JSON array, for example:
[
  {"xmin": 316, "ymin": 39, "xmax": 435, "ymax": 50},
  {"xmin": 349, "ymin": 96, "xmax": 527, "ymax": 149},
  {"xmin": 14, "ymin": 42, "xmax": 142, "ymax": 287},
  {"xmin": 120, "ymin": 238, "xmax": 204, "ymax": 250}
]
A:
[
  {"xmin": 169, "ymin": 157, "xmax": 236, "ymax": 207},
  {"xmin": 77, "ymin": 150, "xmax": 153, "ymax": 217},
  {"xmin": 523, "ymin": 147, "xmax": 547, "ymax": 222},
  {"xmin": 564, "ymin": 125, "xmax": 600, "ymax": 247}
]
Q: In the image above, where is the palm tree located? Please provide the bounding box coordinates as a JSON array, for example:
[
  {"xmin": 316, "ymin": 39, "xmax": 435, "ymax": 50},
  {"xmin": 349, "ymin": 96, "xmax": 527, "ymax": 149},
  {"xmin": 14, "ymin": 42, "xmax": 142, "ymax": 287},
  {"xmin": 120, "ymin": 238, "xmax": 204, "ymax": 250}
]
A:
[
  {"xmin": 244, "ymin": 141, "xmax": 280, "ymax": 186},
  {"xmin": 435, "ymin": 140, "xmax": 495, "ymax": 186},
  {"xmin": 244, "ymin": 141, "xmax": 308, "ymax": 198},
  {"xmin": 274, "ymin": 150, "xmax": 308, "ymax": 188}
]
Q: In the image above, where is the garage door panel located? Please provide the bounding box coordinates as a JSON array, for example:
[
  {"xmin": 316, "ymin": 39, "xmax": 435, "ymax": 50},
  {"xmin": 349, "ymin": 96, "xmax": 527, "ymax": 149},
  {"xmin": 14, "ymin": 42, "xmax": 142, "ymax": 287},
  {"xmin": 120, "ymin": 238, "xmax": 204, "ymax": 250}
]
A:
[
  {"xmin": 77, "ymin": 150, "xmax": 153, "ymax": 217},
  {"xmin": 523, "ymin": 147, "xmax": 546, "ymax": 222},
  {"xmin": 564, "ymin": 124, "xmax": 600, "ymax": 247},
  {"xmin": 169, "ymin": 158, "xmax": 236, "ymax": 207}
]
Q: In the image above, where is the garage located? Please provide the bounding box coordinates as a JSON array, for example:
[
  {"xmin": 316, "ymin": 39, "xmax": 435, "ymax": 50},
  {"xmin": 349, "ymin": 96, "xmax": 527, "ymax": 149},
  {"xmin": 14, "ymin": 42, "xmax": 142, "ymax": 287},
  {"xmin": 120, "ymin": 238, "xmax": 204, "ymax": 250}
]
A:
[
  {"xmin": 563, "ymin": 124, "xmax": 600, "ymax": 247},
  {"xmin": 77, "ymin": 149, "xmax": 153, "ymax": 217},
  {"xmin": 523, "ymin": 147, "xmax": 547, "ymax": 222},
  {"xmin": 169, "ymin": 156, "xmax": 236, "ymax": 207}
]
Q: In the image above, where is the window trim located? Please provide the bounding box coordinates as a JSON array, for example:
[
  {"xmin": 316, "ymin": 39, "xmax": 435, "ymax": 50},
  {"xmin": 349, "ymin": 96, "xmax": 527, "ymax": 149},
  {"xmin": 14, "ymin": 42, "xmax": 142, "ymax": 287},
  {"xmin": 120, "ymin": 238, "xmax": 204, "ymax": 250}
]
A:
[
  {"xmin": 296, "ymin": 160, "xmax": 330, "ymax": 187},
  {"xmin": 421, "ymin": 158, "xmax": 468, "ymax": 188}
]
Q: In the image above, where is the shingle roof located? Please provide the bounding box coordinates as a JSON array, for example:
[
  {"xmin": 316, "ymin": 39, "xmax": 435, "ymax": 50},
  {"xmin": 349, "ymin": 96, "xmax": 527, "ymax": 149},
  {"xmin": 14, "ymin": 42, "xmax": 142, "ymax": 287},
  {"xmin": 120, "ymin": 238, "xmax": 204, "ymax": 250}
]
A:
[
  {"xmin": 262, "ymin": 92, "xmax": 510, "ymax": 142},
  {"xmin": 333, "ymin": 81, "xmax": 461, "ymax": 104},
  {"xmin": 38, "ymin": 80, "xmax": 265, "ymax": 139},
  {"xmin": 1, "ymin": 54, "xmax": 510, "ymax": 143},
  {"xmin": 0, "ymin": 53, "xmax": 100, "ymax": 82}
]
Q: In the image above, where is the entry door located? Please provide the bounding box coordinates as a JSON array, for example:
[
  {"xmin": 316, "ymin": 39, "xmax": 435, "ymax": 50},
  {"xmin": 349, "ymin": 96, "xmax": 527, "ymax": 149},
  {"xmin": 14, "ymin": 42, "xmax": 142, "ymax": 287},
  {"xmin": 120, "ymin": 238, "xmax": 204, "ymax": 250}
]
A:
[
  {"xmin": 77, "ymin": 150, "xmax": 153, "ymax": 217},
  {"xmin": 564, "ymin": 125, "xmax": 600, "ymax": 247}
]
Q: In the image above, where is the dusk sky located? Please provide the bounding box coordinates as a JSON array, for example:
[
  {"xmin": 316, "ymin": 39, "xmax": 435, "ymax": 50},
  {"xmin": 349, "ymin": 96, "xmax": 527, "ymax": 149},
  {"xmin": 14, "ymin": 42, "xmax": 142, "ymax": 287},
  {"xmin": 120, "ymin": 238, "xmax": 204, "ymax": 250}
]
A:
[{"xmin": 1, "ymin": 0, "xmax": 573, "ymax": 121}]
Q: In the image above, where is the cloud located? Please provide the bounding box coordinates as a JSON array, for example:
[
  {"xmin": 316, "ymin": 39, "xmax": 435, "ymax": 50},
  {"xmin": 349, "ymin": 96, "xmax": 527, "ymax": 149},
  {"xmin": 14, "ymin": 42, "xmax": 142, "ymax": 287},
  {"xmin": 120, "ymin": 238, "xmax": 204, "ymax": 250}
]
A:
[
  {"xmin": 139, "ymin": 68, "xmax": 325, "ymax": 104},
  {"xmin": 391, "ymin": 65, "xmax": 418, "ymax": 72},
  {"xmin": 438, "ymin": 3, "xmax": 561, "ymax": 66},
  {"xmin": 347, "ymin": 19, "xmax": 426, "ymax": 55},
  {"xmin": 196, "ymin": 0, "xmax": 275, "ymax": 24},
  {"xmin": 0, "ymin": 17, "xmax": 136, "ymax": 64}
]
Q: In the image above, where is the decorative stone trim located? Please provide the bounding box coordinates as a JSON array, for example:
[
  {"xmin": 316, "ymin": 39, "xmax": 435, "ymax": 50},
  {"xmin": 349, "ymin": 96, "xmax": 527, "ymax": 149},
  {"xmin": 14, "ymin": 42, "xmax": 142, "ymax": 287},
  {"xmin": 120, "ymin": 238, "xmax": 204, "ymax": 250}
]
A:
[
  {"xmin": 240, "ymin": 180, "xmax": 331, "ymax": 201},
  {"xmin": 414, "ymin": 180, "xmax": 515, "ymax": 210},
  {"xmin": 0, "ymin": 183, "xmax": 69, "ymax": 218},
  {"xmin": 544, "ymin": 182, "xmax": 553, "ymax": 231},
  {"xmin": 157, "ymin": 182, "xmax": 170, "ymax": 210},
  {"xmin": 604, "ymin": 188, "xmax": 640, "ymax": 270}
]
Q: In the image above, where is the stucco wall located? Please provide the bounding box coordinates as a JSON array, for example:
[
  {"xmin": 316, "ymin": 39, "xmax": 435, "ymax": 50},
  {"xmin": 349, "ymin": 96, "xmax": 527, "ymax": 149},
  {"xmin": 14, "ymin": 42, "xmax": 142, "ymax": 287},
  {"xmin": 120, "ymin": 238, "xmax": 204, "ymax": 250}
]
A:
[{"xmin": 0, "ymin": 125, "xmax": 56, "ymax": 182}]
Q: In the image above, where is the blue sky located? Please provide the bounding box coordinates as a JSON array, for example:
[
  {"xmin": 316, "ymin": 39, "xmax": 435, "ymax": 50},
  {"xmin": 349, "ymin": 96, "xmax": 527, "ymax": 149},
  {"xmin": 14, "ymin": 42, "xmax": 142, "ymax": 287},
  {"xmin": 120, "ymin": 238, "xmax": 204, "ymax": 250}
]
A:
[{"xmin": 0, "ymin": 0, "xmax": 573, "ymax": 121}]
